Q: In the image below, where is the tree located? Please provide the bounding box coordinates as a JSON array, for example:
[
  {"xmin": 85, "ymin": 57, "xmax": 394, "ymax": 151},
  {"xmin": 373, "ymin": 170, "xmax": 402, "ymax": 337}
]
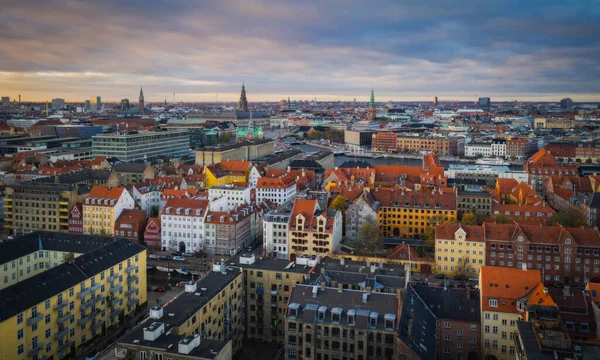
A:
[
  {"xmin": 150, "ymin": 206, "xmax": 159, "ymax": 218},
  {"xmin": 548, "ymin": 209, "xmax": 587, "ymax": 228},
  {"xmin": 63, "ymin": 252, "xmax": 75, "ymax": 263},
  {"xmin": 308, "ymin": 130, "xmax": 323, "ymax": 140},
  {"xmin": 218, "ymin": 132, "xmax": 233, "ymax": 143},
  {"xmin": 329, "ymin": 195, "xmax": 348, "ymax": 212},
  {"xmin": 576, "ymin": 158, "xmax": 582, "ymax": 163},
  {"xmin": 354, "ymin": 220, "xmax": 383, "ymax": 255},
  {"xmin": 461, "ymin": 212, "xmax": 478, "ymax": 226},
  {"xmin": 454, "ymin": 256, "xmax": 474, "ymax": 279},
  {"xmin": 586, "ymin": 157, "xmax": 593, "ymax": 164},
  {"xmin": 494, "ymin": 213, "xmax": 508, "ymax": 224}
]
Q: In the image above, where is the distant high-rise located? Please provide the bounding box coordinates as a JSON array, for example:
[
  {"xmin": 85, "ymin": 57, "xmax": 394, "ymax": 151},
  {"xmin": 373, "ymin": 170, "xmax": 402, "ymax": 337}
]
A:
[
  {"xmin": 51, "ymin": 98, "xmax": 65, "ymax": 109},
  {"xmin": 433, "ymin": 96, "xmax": 438, "ymax": 105},
  {"xmin": 139, "ymin": 87, "xmax": 145, "ymax": 114},
  {"xmin": 478, "ymin": 97, "xmax": 491, "ymax": 110},
  {"xmin": 121, "ymin": 98, "xmax": 130, "ymax": 110},
  {"xmin": 90, "ymin": 96, "xmax": 101, "ymax": 112},
  {"xmin": 560, "ymin": 97, "xmax": 573, "ymax": 109},
  {"xmin": 238, "ymin": 83, "xmax": 249, "ymax": 111},
  {"xmin": 1, "ymin": 97, "xmax": 9, "ymax": 104},
  {"xmin": 85, "ymin": 99, "xmax": 91, "ymax": 111}
]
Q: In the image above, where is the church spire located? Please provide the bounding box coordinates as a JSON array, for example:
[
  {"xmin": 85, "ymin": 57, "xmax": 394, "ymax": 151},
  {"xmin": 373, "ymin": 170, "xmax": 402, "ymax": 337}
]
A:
[
  {"xmin": 139, "ymin": 87, "xmax": 144, "ymax": 100},
  {"xmin": 238, "ymin": 82, "xmax": 249, "ymax": 111},
  {"xmin": 369, "ymin": 86, "xmax": 375, "ymax": 109},
  {"xmin": 139, "ymin": 87, "xmax": 145, "ymax": 115}
]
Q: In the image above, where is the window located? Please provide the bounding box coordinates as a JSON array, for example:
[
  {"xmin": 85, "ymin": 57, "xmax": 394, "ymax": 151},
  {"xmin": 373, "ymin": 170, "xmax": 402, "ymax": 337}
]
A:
[
  {"xmin": 17, "ymin": 329, "xmax": 23, "ymax": 340},
  {"xmin": 457, "ymin": 329, "xmax": 463, "ymax": 336},
  {"xmin": 444, "ymin": 334, "xmax": 451, "ymax": 341},
  {"xmin": 444, "ymin": 321, "xmax": 451, "ymax": 329},
  {"xmin": 17, "ymin": 313, "xmax": 23, "ymax": 325},
  {"xmin": 489, "ymin": 299, "xmax": 498, "ymax": 307},
  {"xmin": 18, "ymin": 344, "xmax": 24, "ymax": 355},
  {"xmin": 470, "ymin": 325, "xmax": 477, "ymax": 332}
]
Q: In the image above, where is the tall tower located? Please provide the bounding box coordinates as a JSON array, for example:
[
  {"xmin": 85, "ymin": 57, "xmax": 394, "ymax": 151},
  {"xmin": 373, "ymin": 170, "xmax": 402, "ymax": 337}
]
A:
[
  {"xmin": 287, "ymin": 96, "xmax": 291, "ymax": 109},
  {"xmin": 139, "ymin": 87, "xmax": 145, "ymax": 115},
  {"xmin": 367, "ymin": 87, "xmax": 376, "ymax": 120},
  {"xmin": 238, "ymin": 83, "xmax": 249, "ymax": 111}
]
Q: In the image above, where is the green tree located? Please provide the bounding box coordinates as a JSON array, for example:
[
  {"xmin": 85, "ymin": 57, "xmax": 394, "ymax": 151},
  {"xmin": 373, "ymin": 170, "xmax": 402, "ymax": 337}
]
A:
[
  {"xmin": 150, "ymin": 206, "xmax": 160, "ymax": 218},
  {"xmin": 62, "ymin": 252, "xmax": 75, "ymax": 264},
  {"xmin": 586, "ymin": 157, "xmax": 593, "ymax": 164},
  {"xmin": 329, "ymin": 195, "xmax": 348, "ymax": 212},
  {"xmin": 461, "ymin": 212, "xmax": 478, "ymax": 226},
  {"xmin": 354, "ymin": 220, "xmax": 383, "ymax": 255},
  {"xmin": 308, "ymin": 130, "xmax": 323, "ymax": 140},
  {"xmin": 218, "ymin": 132, "xmax": 233, "ymax": 143},
  {"xmin": 549, "ymin": 209, "xmax": 587, "ymax": 228},
  {"xmin": 576, "ymin": 158, "xmax": 582, "ymax": 163},
  {"xmin": 494, "ymin": 213, "xmax": 508, "ymax": 224}
]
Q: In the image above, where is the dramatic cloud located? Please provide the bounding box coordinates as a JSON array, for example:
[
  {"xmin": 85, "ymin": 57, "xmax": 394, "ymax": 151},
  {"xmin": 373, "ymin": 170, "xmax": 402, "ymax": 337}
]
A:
[{"xmin": 1, "ymin": 0, "xmax": 599, "ymax": 102}]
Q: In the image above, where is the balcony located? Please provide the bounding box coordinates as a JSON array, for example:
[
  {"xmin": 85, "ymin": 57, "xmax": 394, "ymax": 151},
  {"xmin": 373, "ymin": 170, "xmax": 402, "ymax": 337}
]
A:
[
  {"xmin": 90, "ymin": 309, "xmax": 101, "ymax": 318},
  {"xmin": 54, "ymin": 328, "xmax": 68, "ymax": 340},
  {"xmin": 56, "ymin": 313, "xmax": 73, "ymax": 324},
  {"xmin": 256, "ymin": 288, "xmax": 264, "ymax": 295},
  {"xmin": 90, "ymin": 283, "xmax": 101, "ymax": 292},
  {"xmin": 127, "ymin": 275, "xmax": 138, "ymax": 284},
  {"xmin": 80, "ymin": 299, "xmax": 94, "ymax": 311},
  {"xmin": 127, "ymin": 298, "xmax": 138, "ymax": 307},
  {"xmin": 109, "ymin": 274, "xmax": 119, "ymax": 282},
  {"xmin": 110, "ymin": 307, "xmax": 122, "ymax": 318},
  {"xmin": 54, "ymin": 301, "xmax": 67, "ymax": 311},
  {"xmin": 58, "ymin": 341, "xmax": 73, "ymax": 353},
  {"xmin": 28, "ymin": 343, "xmax": 44, "ymax": 356},
  {"xmin": 125, "ymin": 265, "xmax": 137, "ymax": 273},
  {"xmin": 78, "ymin": 288, "xmax": 91, "ymax": 299},
  {"xmin": 92, "ymin": 320, "xmax": 105, "ymax": 331},
  {"xmin": 270, "ymin": 289, "xmax": 277, "ymax": 295},
  {"xmin": 27, "ymin": 313, "xmax": 43, "ymax": 325},
  {"xmin": 78, "ymin": 315, "xmax": 91, "ymax": 325},
  {"xmin": 126, "ymin": 288, "xmax": 136, "ymax": 297},
  {"xmin": 110, "ymin": 284, "xmax": 123, "ymax": 294},
  {"xmin": 271, "ymin": 301, "xmax": 277, "ymax": 308}
]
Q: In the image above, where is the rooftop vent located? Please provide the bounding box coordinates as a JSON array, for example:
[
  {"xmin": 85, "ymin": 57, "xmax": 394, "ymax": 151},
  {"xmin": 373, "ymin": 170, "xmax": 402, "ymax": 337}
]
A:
[
  {"xmin": 178, "ymin": 334, "xmax": 201, "ymax": 355},
  {"xmin": 185, "ymin": 282, "xmax": 197, "ymax": 293},
  {"xmin": 143, "ymin": 322, "xmax": 165, "ymax": 342},
  {"xmin": 149, "ymin": 306, "xmax": 163, "ymax": 320}
]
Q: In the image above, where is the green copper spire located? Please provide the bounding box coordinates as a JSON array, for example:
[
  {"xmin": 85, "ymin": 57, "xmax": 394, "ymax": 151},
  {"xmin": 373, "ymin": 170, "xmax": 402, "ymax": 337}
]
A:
[{"xmin": 369, "ymin": 86, "xmax": 375, "ymax": 109}]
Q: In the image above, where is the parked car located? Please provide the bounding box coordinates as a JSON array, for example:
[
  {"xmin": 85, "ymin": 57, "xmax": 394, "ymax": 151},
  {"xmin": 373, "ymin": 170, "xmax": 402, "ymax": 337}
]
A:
[
  {"xmin": 159, "ymin": 255, "xmax": 172, "ymax": 260},
  {"xmin": 85, "ymin": 351, "xmax": 100, "ymax": 360},
  {"xmin": 149, "ymin": 254, "xmax": 158, "ymax": 259},
  {"xmin": 573, "ymin": 345, "xmax": 583, "ymax": 358},
  {"xmin": 153, "ymin": 286, "xmax": 166, "ymax": 292},
  {"xmin": 435, "ymin": 274, "xmax": 446, "ymax": 280},
  {"xmin": 172, "ymin": 256, "xmax": 185, "ymax": 262}
]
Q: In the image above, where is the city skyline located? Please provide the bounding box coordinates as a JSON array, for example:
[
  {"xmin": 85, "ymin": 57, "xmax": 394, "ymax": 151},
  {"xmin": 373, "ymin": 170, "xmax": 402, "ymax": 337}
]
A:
[{"xmin": 2, "ymin": 0, "xmax": 599, "ymax": 102}]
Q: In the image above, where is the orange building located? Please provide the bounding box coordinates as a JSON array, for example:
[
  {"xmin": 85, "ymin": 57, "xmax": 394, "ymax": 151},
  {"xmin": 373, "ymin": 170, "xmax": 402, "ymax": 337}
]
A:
[{"xmin": 371, "ymin": 131, "xmax": 398, "ymax": 152}]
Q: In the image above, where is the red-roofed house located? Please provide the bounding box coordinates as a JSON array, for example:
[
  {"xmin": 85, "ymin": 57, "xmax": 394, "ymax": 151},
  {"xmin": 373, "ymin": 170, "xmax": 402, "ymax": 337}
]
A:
[
  {"xmin": 115, "ymin": 209, "xmax": 147, "ymax": 243},
  {"xmin": 256, "ymin": 175, "xmax": 296, "ymax": 205},
  {"xmin": 68, "ymin": 204, "xmax": 83, "ymax": 234},
  {"xmin": 288, "ymin": 198, "xmax": 343, "ymax": 258},
  {"xmin": 82, "ymin": 185, "xmax": 135, "ymax": 235}
]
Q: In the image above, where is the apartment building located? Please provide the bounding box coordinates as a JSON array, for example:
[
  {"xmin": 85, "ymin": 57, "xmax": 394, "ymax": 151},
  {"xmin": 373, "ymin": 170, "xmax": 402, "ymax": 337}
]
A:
[
  {"xmin": 345, "ymin": 189, "xmax": 378, "ymax": 241},
  {"xmin": 160, "ymin": 198, "xmax": 209, "ymax": 254},
  {"xmin": 396, "ymin": 134, "xmax": 462, "ymax": 156},
  {"xmin": 525, "ymin": 148, "xmax": 579, "ymax": 193},
  {"xmin": 411, "ymin": 286, "xmax": 482, "ymax": 360},
  {"xmin": 92, "ymin": 129, "xmax": 190, "ymax": 162},
  {"xmin": 115, "ymin": 264, "xmax": 244, "ymax": 359},
  {"xmin": 256, "ymin": 176, "xmax": 296, "ymax": 206},
  {"xmin": 114, "ymin": 209, "xmax": 147, "ymax": 243},
  {"xmin": 129, "ymin": 182, "xmax": 162, "ymax": 216},
  {"xmin": 204, "ymin": 161, "xmax": 251, "ymax": 189},
  {"xmin": 435, "ymin": 224, "xmax": 486, "ymax": 275},
  {"xmin": 491, "ymin": 138, "xmax": 507, "ymax": 158},
  {"xmin": 284, "ymin": 284, "xmax": 399, "ymax": 360},
  {"xmin": 371, "ymin": 132, "xmax": 397, "ymax": 152},
  {"xmin": 112, "ymin": 163, "xmax": 156, "ymax": 183},
  {"xmin": 204, "ymin": 205, "xmax": 259, "ymax": 255},
  {"xmin": 465, "ymin": 142, "xmax": 493, "ymax": 158},
  {"xmin": 208, "ymin": 183, "xmax": 252, "ymax": 211},
  {"xmin": 491, "ymin": 203, "xmax": 556, "ymax": 225},
  {"xmin": 506, "ymin": 139, "xmax": 537, "ymax": 160},
  {"xmin": 371, "ymin": 188, "xmax": 457, "ymax": 238},
  {"xmin": 68, "ymin": 204, "xmax": 83, "ymax": 233},
  {"xmin": 82, "ymin": 186, "xmax": 135, "ymax": 235},
  {"xmin": 4, "ymin": 182, "xmax": 88, "ymax": 236},
  {"xmin": 263, "ymin": 201, "xmax": 293, "ymax": 260},
  {"xmin": 288, "ymin": 199, "xmax": 343, "ymax": 258},
  {"xmin": 456, "ymin": 188, "xmax": 492, "ymax": 217},
  {"xmin": 0, "ymin": 232, "xmax": 146, "ymax": 360},
  {"xmin": 235, "ymin": 254, "xmax": 309, "ymax": 344}
]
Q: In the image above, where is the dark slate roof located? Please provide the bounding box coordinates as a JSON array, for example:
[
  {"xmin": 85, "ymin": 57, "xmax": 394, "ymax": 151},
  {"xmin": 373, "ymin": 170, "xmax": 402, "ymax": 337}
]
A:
[
  {"xmin": 31, "ymin": 168, "xmax": 111, "ymax": 184},
  {"xmin": 412, "ymin": 286, "xmax": 480, "ymax": 323},
  {"xmin": 338, "ymin": 160, "xmax": 372, "ymax": 169},
  {"xmin": 588, "ymin": 192, "xmax": 600, "ymax": 209},
  {"xmin": 398, "ymin": 285, "xmax": 436, "ymax": 359},
  {"xmin": 288, "ymin": 284, "xmax": 398, "ymax": 330},
  {"xmin": 0, "ymin": 234, "xmax": 145, "ymax": 321},
  {"xmin": 160, "ymin": 270, "xmax": 242, "ymax": 327},
  {"xmin": 289, "ymin": 160, "xmax": 325, "ymax": 172},
  {"xmin": 113, "ymin": 163, "xmax": 148, "ymax": 173}
]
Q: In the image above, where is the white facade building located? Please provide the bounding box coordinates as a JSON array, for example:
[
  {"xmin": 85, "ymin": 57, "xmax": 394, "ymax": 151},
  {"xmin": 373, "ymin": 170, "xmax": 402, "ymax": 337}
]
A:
[
  {"xmin": 465, "ymin": 142, "xmax": 493, "ymax": 158},
  {"xmin": 208, "ymin": 184, "xmax": 251, "ymax": 211},
  {"xmin": 256, "ymin": 177, "xmax": 296, "ymax": 206},
  {"xmin": 262, "ymin": 202, "xmax": 293, "ymax": 260},
  {"xmin": 491, "ymin": 139, "xmax": 507, "ymax": 158},
  {"xmin": 248, "ymin": 166, "xmax": 263, "ymax": 189},
  {"xmin": 130, "ymin": 184, "xmax": 162, "ymax": 216},
  {"xmin": 160, "ymin": 198, "xmax": 209, "ymax": 254}
]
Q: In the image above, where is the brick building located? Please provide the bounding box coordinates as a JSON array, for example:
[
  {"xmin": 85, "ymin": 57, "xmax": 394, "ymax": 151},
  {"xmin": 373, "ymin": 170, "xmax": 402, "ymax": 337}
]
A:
[
  {"xmin": 506, "ymin": 138, "xmax": 537, "ymax": 160},
  {"xmin": 143, "ymin": 217, "xmax": 161, "ymax": 249},
  {"xmin": 114, "ymin": 209, "xmax": 148, "ymax": 243},
  {"xmin": 68, "ymin": 203, "xmax": 83, "ymax": 233},
  {"xmin": 371, "ymin": 131, "xmax": 397, "ymax": 152},
  {"xmin": 395, "ymin": 134, "xmax": 463, "ymax": 156},
  {"xmin": 525, "ymin": 148, "xmax": 579, "ymax": 194}
]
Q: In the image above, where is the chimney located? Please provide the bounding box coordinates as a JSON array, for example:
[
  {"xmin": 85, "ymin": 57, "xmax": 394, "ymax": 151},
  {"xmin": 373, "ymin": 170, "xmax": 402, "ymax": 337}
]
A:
[
  {"xmin": 366, "ymin": 286, "xmax": 372, "ymax": 294},
  {"xmin": 320, "ymin": 281, "xmax": 325, "ymax": 291},
  {"xmin": 340, "ymin": 258, "xmax": 345, "ymax": 266},
  {"xmin": 338, "ymin": 283, "xmax": 343, "ymax": 293},
  {"xmin": 521, "ymin": 262, "xmax": 527, "ymax": 271}
]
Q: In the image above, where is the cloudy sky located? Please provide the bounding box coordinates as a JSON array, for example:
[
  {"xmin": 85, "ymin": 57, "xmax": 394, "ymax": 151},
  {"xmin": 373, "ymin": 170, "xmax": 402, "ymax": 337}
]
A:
[{"xmin": 1, "ymin": 0, "xmax": 599, "ymax": 102}]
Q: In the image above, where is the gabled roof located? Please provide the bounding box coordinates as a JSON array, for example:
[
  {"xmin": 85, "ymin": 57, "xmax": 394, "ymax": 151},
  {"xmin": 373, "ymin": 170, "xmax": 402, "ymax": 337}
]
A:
[
  {"xmin": 161, "ymin": 198, "xmax": 209, "ymax": 216},
  {"xmin": 528, "ymin": 148, "xmax": 558, "ymax": 165},
  {"xmin": 435, "ymin": 224, "xmax": 485, "ymax": 242},
  {"xmin": 113, "ymin": 163, "xmax": 148, "ymax": 173},
  {"xmin": 480, "ymin": 266, "xmax": 547, "ymax": 313},
  {"xmin": 85, "ymin": 186, "xmax": 125, "ymax": 206}
]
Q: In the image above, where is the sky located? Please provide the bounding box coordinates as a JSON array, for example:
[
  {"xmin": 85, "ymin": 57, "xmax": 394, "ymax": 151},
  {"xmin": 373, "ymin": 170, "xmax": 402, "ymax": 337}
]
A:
[{"xmin": 1, "ymin": 0, "xmax": 600, "ymax": 103}]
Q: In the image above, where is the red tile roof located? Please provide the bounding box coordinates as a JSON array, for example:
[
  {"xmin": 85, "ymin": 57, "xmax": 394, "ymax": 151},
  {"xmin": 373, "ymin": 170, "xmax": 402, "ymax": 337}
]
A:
[{"xmin": 480, "ymin": 266, "xmax": 549, "ymax": 313}]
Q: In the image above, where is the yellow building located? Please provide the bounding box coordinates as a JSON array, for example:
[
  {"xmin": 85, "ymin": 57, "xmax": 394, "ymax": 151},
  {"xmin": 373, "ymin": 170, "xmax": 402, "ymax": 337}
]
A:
[
  {"xmin": 204, "ymin": 160, "xmax": 251, "ymax": 189},
  {"xmin": 435, "ymin": 224, "xmax": 486, "ymax": 275},
  {"xmin": 115, "ymin": 262, "xmax": 244, "ymax": 359},
  {"xmin": 479, "ymin": 266, "xmax": 555, "ymax": 360},
  {"xmin": 82, "ymin": 186, "xmax": 135, "ymax": 235},
  {"xmin": 0, "ymin": 231, "xmax": 146, "ymax": 360},
  {"xmin": 288, "ymin": 199, "xmax": 343, "ymax": 258},
  {"xmin": 4, "ymin": 183, "xmax": 87, "ymax": 236},
  {"xmin": 371, "ymin": 188, "xmax": 458, "ymax": 238},
  {"xmin": 236, "ymin": 254, "xmax": 309, "ymax": 344}
]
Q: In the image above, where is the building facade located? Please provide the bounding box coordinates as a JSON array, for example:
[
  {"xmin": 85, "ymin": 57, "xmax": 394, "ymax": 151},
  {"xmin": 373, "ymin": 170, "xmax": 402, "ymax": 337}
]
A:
[
  {"xmin": 371, "ymin": 132, "xmax": 397, "ymax": 152},
  {"xmin": 92, "ymin": 130, "xmax": 190, "ymax": 162},
  {"xmin": 288, "ymin": 199, "xmax": 343, "ymax": 259},
  {"xmin": 435, "ymin": 224, "xmax": 486, "ymax": 275},
  {"xmin": 68, "ymin": 204, "xmax": 83, "ymax": 234},
  {"xmin": 82, "ymin": 186, "xmax": 135, "ymax": 236},
  {"xmin": 160, "ymin": 198, "xmax": 209, "ymax": 254},
  {"xmin": 256, "ymin": 176, "xmax": 296, "ymax": 206}
]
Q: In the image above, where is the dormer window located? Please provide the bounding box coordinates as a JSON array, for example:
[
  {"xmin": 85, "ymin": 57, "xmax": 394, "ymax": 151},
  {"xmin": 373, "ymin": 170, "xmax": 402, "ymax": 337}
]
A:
[
  {"xmin": 331, "ymin": 308, "xmax": 342, "ymax": 324},
  {"xmin": 196, "ymin": 209, "xmax": 202, "ymax": 216},
  {"xmin": 489, "ymin": 299, "xmax": 498, "ymax": 307},
  {"xmin": 347, "ymin": 309, "xmax": 356, "ymax": 326},
  {"xmin": 384, "ymin": 314, "xmax": 396, "ymax": 330},
  {"xmin": 317, "ymin": 306, "xmax": 327, "ymax": 322},
  {"xmin": 565, "ymin": 238, "xmax": 571, "ymax": 245},
  {"xmin": 288, "ymin": 303, "xmax": 300, "ymax": 318},
  {"xmin": 166, "ymin": 207, "xmax": 171, "ymax": 214},
  {"xmin": 369, "ymin": 312, "xmax": 378, "ymax": 328}
]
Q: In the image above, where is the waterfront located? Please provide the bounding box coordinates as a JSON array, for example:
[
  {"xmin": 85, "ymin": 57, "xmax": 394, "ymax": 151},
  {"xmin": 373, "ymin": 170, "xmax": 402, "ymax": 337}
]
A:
[{"xmin": 293, "ymin": 144, "xmax": 524, "ymax": 171}]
